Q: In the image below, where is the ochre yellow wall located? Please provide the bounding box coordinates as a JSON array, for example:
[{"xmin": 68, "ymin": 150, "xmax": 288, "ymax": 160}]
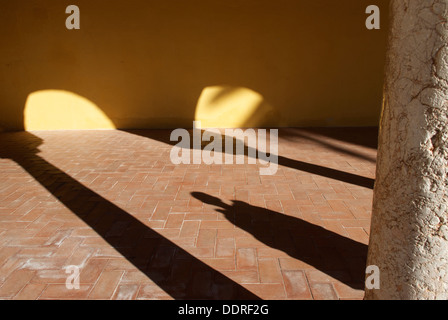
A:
[{"xmin": 0, "ymin": 0, "xmax": 389, "ymax": 131}]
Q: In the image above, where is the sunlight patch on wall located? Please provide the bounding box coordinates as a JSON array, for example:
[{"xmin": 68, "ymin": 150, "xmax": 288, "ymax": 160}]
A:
[
  {"xmin": 195, "ymin": 86, "xmax": 279, "ymax": 128},
  {"xmin": 24, "ymin": 90, "xmax": 115, "ymax": 130}
]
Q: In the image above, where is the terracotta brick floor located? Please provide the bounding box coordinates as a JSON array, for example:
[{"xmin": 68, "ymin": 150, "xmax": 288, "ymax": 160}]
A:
[{"xmin": 0, "ymin": 128, "xmax": 377, "ymax": 300}]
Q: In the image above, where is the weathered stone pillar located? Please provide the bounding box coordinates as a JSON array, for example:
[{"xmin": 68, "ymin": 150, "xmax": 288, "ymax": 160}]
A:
[{"xmin": 365, "ymin": 0, "xmax": 448, "ymax": 300}]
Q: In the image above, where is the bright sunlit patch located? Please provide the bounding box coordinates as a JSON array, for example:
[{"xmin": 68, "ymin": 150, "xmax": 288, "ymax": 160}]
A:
[
  {"xmin": 195, "ymin": 86, "xmax": 277, "ymax": 128},
  {"xmin": 24, "ymin": 90, "xmax": 115, "ymax": 130}
]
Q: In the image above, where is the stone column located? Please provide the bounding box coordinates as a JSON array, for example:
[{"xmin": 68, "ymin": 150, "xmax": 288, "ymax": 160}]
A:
[{"xmin": 366, "ymin": 0, "xmax": 448, "ymax": 300}]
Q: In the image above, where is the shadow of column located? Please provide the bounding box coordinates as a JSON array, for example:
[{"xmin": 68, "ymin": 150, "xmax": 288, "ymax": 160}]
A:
[
  {"xmin": 123, "ymin": 129, "xmax": 376, "ymax": 189},
  {"xmin": 0, "ymin": 132, "xmax": 259, "ymax": 300}
]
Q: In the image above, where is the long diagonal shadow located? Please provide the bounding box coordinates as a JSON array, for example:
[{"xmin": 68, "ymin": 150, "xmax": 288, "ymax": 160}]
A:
[
  {"xmin": 277, "ymin": 156, "xmax": 375, "ymax": 189},
  {"xmin": 192, "ymin": 192, "xmax": 368, "ymax": 290},
  {"xmin": 0, "ymin": 132, "xmax": 259, "ymax": 300},
  {"xmin": 123, "ymin": 130, "xmax": 375, "ymax": 189}
]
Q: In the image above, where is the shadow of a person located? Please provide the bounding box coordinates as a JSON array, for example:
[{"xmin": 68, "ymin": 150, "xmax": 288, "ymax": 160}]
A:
[
  {"xmin": 192, "ymin": 192, "xmax": 368, "ymax": 290},
  {"xmin": 0, "ymin": 132, "xmax": 259, "ymax": 300}
]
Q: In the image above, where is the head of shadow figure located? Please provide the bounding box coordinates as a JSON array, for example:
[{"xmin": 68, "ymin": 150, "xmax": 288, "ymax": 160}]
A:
[{"xmin": 192, "ymin": 192, "xmax": 368, "ymax": 289}]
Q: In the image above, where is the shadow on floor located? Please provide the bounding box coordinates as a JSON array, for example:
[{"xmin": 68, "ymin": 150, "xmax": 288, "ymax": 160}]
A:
[
  {"xmin": 123, "ymin": 129, "xmax": 376, "ymax": 189},
  {"xmin": 279, "ymin": 128, "xmax": 378, "ymax": 163},
  {"xmin": 287, "ymin": 127, "xmax": 379, "ymax": 150},
  {"xmin": 0, "ymin": 132, "xmax": 259, "ymax": 300},
  {"xmin": 192, "ymin": 192, "xmax": 368, "ymax": 290}
]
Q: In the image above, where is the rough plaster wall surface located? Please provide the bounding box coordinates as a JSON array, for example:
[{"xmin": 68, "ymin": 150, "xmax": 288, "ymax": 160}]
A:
[{"xmin": 366, "ymin": 0, "xmax": 448, "ymax": 299}]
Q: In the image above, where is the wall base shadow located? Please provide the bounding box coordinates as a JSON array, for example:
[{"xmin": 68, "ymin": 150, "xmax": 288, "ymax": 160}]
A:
[
  {"xmin": 279, "ymin": 127, "xmax": 378, "ymax": 163},
  {"xmin": 288, "ymin": 127, "xmax": 379, "ymax": 150},
  {"xmin": 0, "ymin": 132, "xmax": 259, "ymax": 300},
  {"xmin": 192, "ymin": 192, "xmax": 368, "ymax": 290}
]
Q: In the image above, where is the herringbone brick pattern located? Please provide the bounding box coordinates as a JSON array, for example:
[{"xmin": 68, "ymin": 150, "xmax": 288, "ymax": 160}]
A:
[{"xmin": 0, "ymin": 128, "xmax": 377, "ymax": 300}]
